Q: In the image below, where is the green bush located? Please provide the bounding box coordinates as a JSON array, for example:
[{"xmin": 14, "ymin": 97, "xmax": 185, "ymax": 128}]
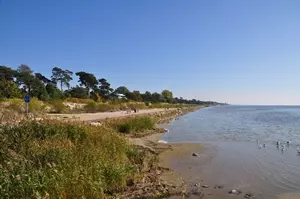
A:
[
  {"xmin": 98, "ymin": 103, "xmax": 115, "ymax": 112},
  {"xmin": 118, "ymin": 123, "xmax": 132, "ymax": 133},
  {"xmin": 149, "ymin": 103, "xmax": 182, "ymax": 109},
  {"xmin": 49, "ymin": 100, "xmax": 66, "ymax": 113},
  {"xmin": 28, "ymin": 97, "xmax": 46, "ymax": 113},
  {"xmin": 6, "ymin": 98, "xmax": 24, "ymax": 112},
  {"xmin": 127, "ymin": 103, "xmax": 147, "ymax": 110},
  {"xmin": 0, "ymin": 120, "xmax": 140, "ymax": 198},
  {"xmin": 108, "ymin": 116, "xmax": 155, "ymax": 134},
  {"xmin": 84, "ymin": 100, "xmax": 98, "ymax": 112}
]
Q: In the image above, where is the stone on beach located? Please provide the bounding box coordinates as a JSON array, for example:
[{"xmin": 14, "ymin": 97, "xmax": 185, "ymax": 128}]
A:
[
  {"xmin": 90, "ymin": 122, "xmax": 102, "ymax": 126},
  {"xmin": 229, "ymin": 189, "xmax": 242, "ymax": 195},
  {"xmin": 214, "ymin": 185, "xmax": 224, "ymax": 189},
  {"xmin": 192, "ymin": 152, "xmax": 199, "ymax": 157},
  {"xmin": 244, "ymin": 192, "xmax": 255, "ymax": 198},
  {"xmin": 158, "ymin": 140, "xmax": 168, "ymax": 144}
]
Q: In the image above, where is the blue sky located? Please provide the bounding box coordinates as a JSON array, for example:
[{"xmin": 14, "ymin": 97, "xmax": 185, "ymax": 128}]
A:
[{"xmin": 1, "ymin": 0, "xmax": 300, "ymax": 105}]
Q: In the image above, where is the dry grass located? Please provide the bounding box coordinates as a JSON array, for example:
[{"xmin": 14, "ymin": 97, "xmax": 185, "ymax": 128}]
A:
[{"xmin": 0, "ymin": 119, "xmax": 145, "ymax": 199}]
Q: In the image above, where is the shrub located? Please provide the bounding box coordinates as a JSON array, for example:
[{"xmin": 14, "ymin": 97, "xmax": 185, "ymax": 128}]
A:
[
  {"xmin": 107, "ymin": 116, "xmax": 155, "ymax": 134},
  {"xmin": 84, "ymin": 100, "xmax": 98, "ymax": 112},
  {"xmin": 97, "ymin": 103, "xmax": 115, "ymax": 112},
  {"xmin": 149, "ymin": 103, "xmax": 182, "ymax": 109},
  {"xmin": 6, "ymin": 98, "xmax": 24, "ymax": 111},
  {"xmin": 118, "ymin": 123, "xmax": 132, "ymax": 133},
  {"xmin": 127, "ymin": 103, "xmax": 147, "ymax": 110},
  {"xmin": 28, "ymin": 97, "xmax": 46, "ymax": 114},
  {"xmin": 0, "ymin": 120, "xmax": 140, "ymax": 198},
  {"xmin": 49, "ymin": 100, "xmax": 67, "ymax": 113},
  {"xmin": 65, "ymin": 98, "xmax": 91, "ymax": 104}
]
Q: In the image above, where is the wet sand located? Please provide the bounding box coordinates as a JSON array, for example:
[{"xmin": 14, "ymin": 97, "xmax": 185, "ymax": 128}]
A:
[
  {"xmin": 136, "ymin": 133, "xmax": 263, "ymax": 199},
  {"xmin": 278, "ymin": 193, "xmax": 300, "ymax": 199},
  {"xmin": 155, "ymin": 140, "xmax": 300, "ymax": 199}
]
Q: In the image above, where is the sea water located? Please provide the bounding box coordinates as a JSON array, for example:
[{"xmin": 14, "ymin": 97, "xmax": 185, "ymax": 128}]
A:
[{"xmin": 163, "ymin": 106, "xmax": 300, "ymax": 198}]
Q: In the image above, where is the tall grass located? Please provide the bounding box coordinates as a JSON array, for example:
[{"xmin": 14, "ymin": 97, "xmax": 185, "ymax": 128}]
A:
[
  {"xmin": 48, "ymin": 100, "xmax": 67, "ymax": 113},
  {"xmin": 0, "ymin": 120, "xmax": 142, "ymax": 199},
  {"xmin": 28, "ymin": 97, "xmax": 46, "ymax": 113},
  {"xmin": 4, "ymin": 98, "xmax": 24, "ymax": 112},
  {"xmin": 148, "ymin": 103, "xmax": 182, "ymax": 109},
  {"xmin": 64, "ymin": 98, "xmax": 91, "ymax": 104},
  {"xmin": 105, "ymin": 116, "xmax": 155, "ymax": 134}
]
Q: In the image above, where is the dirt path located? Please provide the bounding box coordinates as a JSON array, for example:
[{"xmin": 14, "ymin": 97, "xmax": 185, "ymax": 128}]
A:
[{"xmin": 48, "ymin": 108, "xmax": 175, "ymax": 121}]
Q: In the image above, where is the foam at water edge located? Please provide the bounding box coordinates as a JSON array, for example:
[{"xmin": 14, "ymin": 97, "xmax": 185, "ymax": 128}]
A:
[{"xmin": 158, "ymin": 140, "xmax": 168, "ymax": 144}]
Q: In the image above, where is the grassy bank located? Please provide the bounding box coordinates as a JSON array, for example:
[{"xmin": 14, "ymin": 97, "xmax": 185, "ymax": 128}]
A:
[
  {"xmin": 0, "ymin": 120, "xmax": 143, "ymax": 198},
  {"xmin": 103, "ymin": 107, "xmax": 199, "ymax": 137},
  {"xmin": 1, "ymin": 97, "xmax": 197, "ymax": 114},
  {"xmin": 0, "ymin": 107, "xmax": 199, "ymax": 198}
]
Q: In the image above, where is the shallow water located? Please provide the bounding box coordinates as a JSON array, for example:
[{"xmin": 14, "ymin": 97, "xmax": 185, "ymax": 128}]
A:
[{"xmin": 163, "ymin": 106, "xmax": 300, "ymax": 198}]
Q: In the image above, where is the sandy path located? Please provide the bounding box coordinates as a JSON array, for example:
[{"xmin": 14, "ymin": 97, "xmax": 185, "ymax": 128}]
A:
[{"xmin": 48, "ymin": 108, "xmax": 174, "ymax": 122}]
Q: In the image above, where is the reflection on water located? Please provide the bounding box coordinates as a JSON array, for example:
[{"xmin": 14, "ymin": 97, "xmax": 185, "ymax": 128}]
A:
[{"xmin": 163, "ymin": 106, "xmax": 300, "ymax": 198}]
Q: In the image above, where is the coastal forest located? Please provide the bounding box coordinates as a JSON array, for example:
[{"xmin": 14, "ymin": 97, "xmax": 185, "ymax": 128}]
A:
[{"xmin": 0, "ymin": 64, "xmax": 219, "ymax": 106}]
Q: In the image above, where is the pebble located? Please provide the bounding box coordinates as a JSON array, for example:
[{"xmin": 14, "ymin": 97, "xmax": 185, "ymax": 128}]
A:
[
  {"xmin": 214, "ymin": 185, "xmax": 224, "ymax": 189},
  {"xmin": 229, "ymin": 189, "xmax": 241, "ymax": 195},
  {"xmin": 192, "ymin": 152, "xmax": 199, "ymax": 157},
  {"xmin": 201, "ymin": 185, "xmax": 209, "ymax": 188},
  {"xmin": 244, "ymin": 192, "xmax": 255, "ymax": 198},
  {"xmin": 90, "ymin": 122, "xmax": 102, "ymax": 126}
]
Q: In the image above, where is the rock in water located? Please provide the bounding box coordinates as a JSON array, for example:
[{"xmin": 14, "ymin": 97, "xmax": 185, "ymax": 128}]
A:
[{"xmin": 192, "ymin": 152, "xmax": 199, "ymax": 157}]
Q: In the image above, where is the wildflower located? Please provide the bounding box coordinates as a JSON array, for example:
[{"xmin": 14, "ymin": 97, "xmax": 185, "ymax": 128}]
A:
[
  {"xmin": 16, "ymin": 175, "xmax": 21, "ymax": 181},
  {"xmin": 45, "ymin": 192, "xmax": 50, "ymax": 198}
]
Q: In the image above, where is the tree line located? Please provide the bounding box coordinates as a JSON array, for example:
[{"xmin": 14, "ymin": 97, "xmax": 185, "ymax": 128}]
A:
[{"xmin": 0, "ymin": 64, "xmax": 222, "ymax": 105}]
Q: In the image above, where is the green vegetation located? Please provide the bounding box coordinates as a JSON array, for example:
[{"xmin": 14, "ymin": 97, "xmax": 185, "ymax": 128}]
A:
[
  {"xmin": 48, "ymin": 100, "xmax": 67, "ymax": 113},
  {"xmin": 106, "ymin": 116, "xmax": 155, "ymax": 134},
  {"xmin": 0, "ymin": 65, "xmax": 223, "ymax": 108},
  {"xmin": 0, "ymin": 119, "xmax": 147, "ymax": 199},
  {"xmin": 0, "ymin": 104, "xmax": 196, "ymax": 198}
]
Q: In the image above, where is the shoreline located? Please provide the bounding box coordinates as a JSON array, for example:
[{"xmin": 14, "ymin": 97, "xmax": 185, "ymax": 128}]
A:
[
  {"xmin": 0, "ymin": 105, "xmax": 204, "ymax": 198},
  {"xmin": 115, "ymin": 106, "xmax": 204, "ymax": 198},
  {"xmin": 130, "ymin": 107, "xmax": 256, "ymax": 199},
  {"xmin": 126, "ymin": 107, "xmax": 207, "ymax": 198}
]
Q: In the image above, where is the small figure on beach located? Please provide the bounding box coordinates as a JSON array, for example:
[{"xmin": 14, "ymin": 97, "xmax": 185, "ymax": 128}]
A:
[{"xmin": 276, "ymin": 141, "xmax": 280, "ymax": 145}]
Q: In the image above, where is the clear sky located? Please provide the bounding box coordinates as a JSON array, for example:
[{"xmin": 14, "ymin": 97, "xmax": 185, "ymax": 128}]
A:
[{"xmin": 1, "ymin": 0, "xmax": 300, "ymax": 105}]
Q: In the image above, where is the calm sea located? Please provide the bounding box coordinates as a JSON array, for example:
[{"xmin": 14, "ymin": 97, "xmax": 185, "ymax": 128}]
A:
[{"xmin": 163, "ymin": 105, "xmax": 300, "ymax": 198}]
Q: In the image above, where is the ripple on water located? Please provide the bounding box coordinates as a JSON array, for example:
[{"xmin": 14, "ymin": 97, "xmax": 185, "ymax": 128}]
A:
[{"xmin": 162, "ymin": 105, "xmax": 300, "ymax": 198}]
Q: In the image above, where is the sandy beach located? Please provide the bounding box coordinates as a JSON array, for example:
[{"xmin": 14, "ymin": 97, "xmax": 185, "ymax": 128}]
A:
[{"xmin": 48, "ymin": 108, "xmax": 175, "ymax": 121}]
